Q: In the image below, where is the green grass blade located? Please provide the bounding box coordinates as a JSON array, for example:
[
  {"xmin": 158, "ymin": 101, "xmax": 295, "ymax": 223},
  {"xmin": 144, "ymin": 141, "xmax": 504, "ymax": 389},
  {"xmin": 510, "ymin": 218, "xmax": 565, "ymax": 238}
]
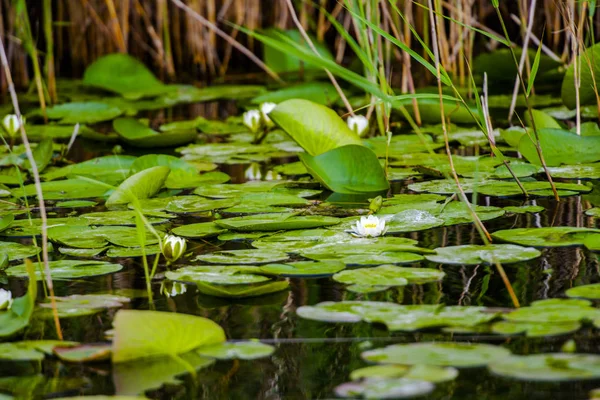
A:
[{"xmin": 526, "ymin": 40, "xmax": 544, "ymax": 97}]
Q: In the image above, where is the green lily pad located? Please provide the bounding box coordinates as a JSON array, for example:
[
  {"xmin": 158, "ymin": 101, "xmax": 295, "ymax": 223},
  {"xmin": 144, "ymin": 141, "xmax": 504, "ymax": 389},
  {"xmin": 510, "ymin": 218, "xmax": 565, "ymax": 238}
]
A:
[
  {"xmin": 112, "ymin": 309, "xmax": 225, "ymax": 363},
  {"xmin": 0, "ymin": 265, "xmax": 36, "ymax": 338},
  {"xmin": 0, "ymin": 241, "xmax": 41, "ymax": 261},
  {"xmin": 519, "ymin": 128, "xmax": 600, "ymax": 166},
  {"xmin": 297, "ymin": 301, "xmax": 499, "ymax": 331},
  {"xmin": 38, "ymin": 294, "xmax": 130, "ymax": 318},
  {"xmin": 425, "ymin": 244, "xmax": 541, "ymax": 265},
  {"xmin": 491, "ymin": 320, "xmax": 581, "ymax": 337},
  {"xmin": 80, "ymin": 210, "xmax": 171, "ymax": 226},
  {"xmin": 42, "ymin": 155, "xmax": 135, "ymax": 184},
  {"xmin": 196, "ymin": 341, "xmax": 275, "ymax": 360},
  {"xmin": 113, "ymin": 118, "xmax": 197, "ymax": 148},
  {"xmin": 106, "ymin": 165, "xmax": 169, "ymax": 206},
  {"xmin": 566, "ymin": 284, "xmax": 600, "ymax": 300},
  {"xmin": 547, "ymin": 164, "xmax": 600, "ymax": 180},
  {"xmin": 166, "ymin": 265, "xmax": 269, "ymax": 285},
  {"xmin": 83, "ymin": 53, "xmax": 175, "ymax": 100},
  {"xmin": 562, "ymin": 42, "xmax": 600, "ymax": 109},
  {"xmin": 171, "ymin": 222, "xmax": 226, "ymax": 239},
  {"xmin": 335, "ymin": 378, "xmax": 434, "ymax": 399},
  {"xmin": 259, "ymin": 260, "xmax": 345, "ymax": 277},
  {"xmin": 489, "ymin": 353, "xmax": 600, "ymax": 381},
  {"xmin": 1, "ymin": 217, "xmax": 87, "ymax": 238},
  {"xmin": 15, "ymin": 178, "xmax": 109, "ymax": 200},
  {"xmin": 300, "ymin": 144, "xmax": 389, "ymax": 194},
  {"xmin": 48, "ymin": 225, "xmax": 160, "ymax": 248},
  {"xmin": 53, "ymin": 343, "xmax": 112, "ymax": 363},
  {"xmin": 0, "ymin": 341, "xmax": 76, "ymax": 361},
  {"xmin": 362, "ymin": 342, "xmax": 511, "ymax": 367},
  {"xmin": 215, "ymin": 213, "xmax": 340, "ymax": 231},
  {"xmin": 333, "ymin": 265, "xmax": 444, "ymax": 293},
  {"xmin": 251, "ymin": 82, "xmax": 340, "ymax": 106},
  {"xmin": 384, "ymin": 210, "xmax": 444, "ymax": 233},
  {"xmin": 7, "ymin": 260, "xmax": 123, "ymax": 280},
  {"xmin": 55, "ymin": 200, "xmax": 98, "ymax": 208},
  {"xmin": 350, "ymin": 364, "xmax": 458, "ymax": 383},
  {"xmin": 504, "ymin": 299, "xmax": 600, "ymax": 323},
  {"xmin": 45, "ymin": 101, "xmax": 123, "ymax": 124},
  {"xmin": 504, "ymin": 205, "xmax": 545, "ymax": 214},
  {"xmin": 195, "ymin": 250, "xmax": 288, "ymax": 265},
  {"xmin": 491, "ymin": 227, "xmax": 600, "ymax": 247}
]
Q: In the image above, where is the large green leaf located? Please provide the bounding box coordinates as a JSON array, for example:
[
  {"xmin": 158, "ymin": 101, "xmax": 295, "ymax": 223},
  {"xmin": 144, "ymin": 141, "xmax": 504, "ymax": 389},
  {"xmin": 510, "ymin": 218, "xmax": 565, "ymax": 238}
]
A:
[
  {"xmin": 112, "ymin": 309, "xmax": 226, "ymax": 362},
  {"xmin": 269, "ymin": 99, "xmax": 362, "ymax": 156},
  {"xmin": 215, "ymin": 213, "xmax": 340, "ymax": 231},
  {"xmin": 42, "ymin": 155, "xmax": 136, "ymax": 184},
  {"xmin": 562, "ymin": 42, "xmax": 600, "ymax": 109},
  {"xmin": 106, "ymin": 166, "xmax": 169, "ymax": 206},
  {"xmin": 251, "ymin": 82, "xmax": 340, "ymax": 106},
  {"xmin": 300, "ymin": 144, "xmax": 389, "ymax": 194},
  {"xmin": 489, "ymin": 354, "xmax": 600, "ymax": 381},
  {"xmin": 83, "ymin": 53, "xmax": 175, "ymax": 100},
  {"xmin": 518, "ymin": 128, "xmax": 600, "ymax": 166}
]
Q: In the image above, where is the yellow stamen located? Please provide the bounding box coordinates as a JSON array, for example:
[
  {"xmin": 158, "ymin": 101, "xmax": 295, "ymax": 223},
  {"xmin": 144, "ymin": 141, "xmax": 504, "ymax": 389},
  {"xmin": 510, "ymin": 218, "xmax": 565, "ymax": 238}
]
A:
[{"xmin": 364, "ymin": 223, "xmax": 377, "ymax": 228}]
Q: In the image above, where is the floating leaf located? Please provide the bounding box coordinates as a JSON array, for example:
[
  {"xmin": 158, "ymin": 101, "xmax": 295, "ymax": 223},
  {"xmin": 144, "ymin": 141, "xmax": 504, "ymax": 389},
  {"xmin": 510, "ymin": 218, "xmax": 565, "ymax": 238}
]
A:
[
  {"xmin": 491, "ymin": 320, "xmax": 581, "ymax": 337},
  {"xmin": 113, "ymin": 118, "xmax": 197, "ymax": 148},
  {"xmin": 489, "ymin": 353, "xmax": 600, "ymax": 381},
  {"xmin": 0, "ymin": 262, "xmax": 36, "ymax": 338},
  {"xmin": 16, "ymin": 178, "xmax": 109, "ymax": 200},
  {"xmin": 166, "ymin": 265, "xmax": 269, "ymax": 285},
  {"xmin": 519, "ymin": 128, "xmax": 600, "ymax": 166},
  {"xmin": 196, "ymin": 341, "xmax": 275, "ymax": 360},
  {"xmin": 48, "ymin": 225, "xmax": 160, "ymax": 248},
  {"xmin": 333, "ymin": 265, "xmax": 444, "ymax": 293},
  {"xmin": 38, "ymin": 294, "xmax": 130, "ymax": 318},
  {"xmin": 171, "ymin": 222, "xmax": 226, "ymax": 238},
  {"xmin": 83, "ymin": 53, "xmax": 175, "ymax": 100},
  {"xmin": 195, "ymin": 250, "xmax": 288, "ymax": 265},
  {"xmin": 53, "ymin": 343, "xmax": 112, "ymax": 363},
  {"xmin": 566, "ymin": 284, "xmax": 600, "ymax": 300},
  {"xmin": 492, "ymin": 227, "xmax": 600, "ymax": 247},
  {"xmin": 362, "ymin": 342, "xmax": 511, "ymax": 367},
  {"xmin": 112, "ymin": 309, "xmax": 226, "ymax": 362},
  {"xmin": 106, "ymin": 166, "xmax": 170, "ymax": 206},
  {"xmin": 215, "ymin": 213, "xmax": 340, "ymax": 231},
  {"xmin": 251, "ymin": 82, "xmax": 340, "ymax": 106},
  {"xmin": 259, "ymin": 260, "xmax": 345, "ymax": 277},
  {"xmin": 503, "ymin": 299, "xmax": 600, "ymax": 323},
  {"xmin": 42, "ymin": 155, "xmax": 135, "ymax": 184},
  {"xmin": 335, "ymin": 378, "xmax": 434, "ymax": 399},
  {"xmin": 7, "ymin": 260, "xmax": 122, "ymax": 280},
  {"xmin": 45, "ymin": 102, "xmax": 123, "ymax": 124},
  {"xmin": 425, "ymin": 244, "xmax": 541, "ymax": 265},
  {"xmin": 195, "ymin": 280, "xmax": 289, "ymax": 298},
  {"xmin": 349, "ymin": 364, "xmax": 458, "ymax": 383},
  {"xmin": 0, "ymin": 241, "xmax": 41, "ymax": 261}
]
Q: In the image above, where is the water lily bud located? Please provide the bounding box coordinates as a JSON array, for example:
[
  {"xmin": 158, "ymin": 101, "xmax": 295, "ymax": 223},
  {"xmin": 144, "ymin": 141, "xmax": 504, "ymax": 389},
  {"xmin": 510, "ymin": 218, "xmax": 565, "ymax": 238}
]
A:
[
  {"xmin": 243, "ymin": 109, "xmax": 262, "ymax": 133},
  {"xmin": 2, "ymin": 114, "xmax": 24, "ymax": 137},
  {"xmin": 368, "ymin": 196, "xmax": 383, "ymax": 214},
  {"xmin": 260, "ymin": 102, "xmax": 277, "ymax": 127},
  {"xmin": 161, "ymin": 235, "xmax": 187, "ymax": 263},
  {"xmin": 0, "ymin": 288, "xmax": 13, "ymax": 311},
  {"xmin": 561, "ymin": 339, "xmax": 576, "ymax": 353},
  {"xmin": 347, "ymin": 115, "xmax": 369, "ymax": 137}
]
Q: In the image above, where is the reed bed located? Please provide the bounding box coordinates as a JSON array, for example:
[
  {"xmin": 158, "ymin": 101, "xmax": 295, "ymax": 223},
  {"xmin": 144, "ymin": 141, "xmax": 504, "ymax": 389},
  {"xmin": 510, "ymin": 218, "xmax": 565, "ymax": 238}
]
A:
[{"xmin": 0, "ymin": 0, "xmax": 597, "ymax": 95}]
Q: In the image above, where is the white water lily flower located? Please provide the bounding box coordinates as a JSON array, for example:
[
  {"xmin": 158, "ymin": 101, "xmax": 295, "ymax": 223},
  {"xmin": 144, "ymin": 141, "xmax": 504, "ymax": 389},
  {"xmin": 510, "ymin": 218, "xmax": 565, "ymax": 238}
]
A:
[
  {"xmin": 243, "ymin": 109, "xmax": 262, "ymax": 133},
  {"xmin": 2, "ymin": 114, "xmax": 24, "ymax": 137},
  {"xmin": 349, "ymin": 215, "xmax": 387, "ymax": 238},
  {"xmin": 260, "ymin": 102, "xmax": 277, "ymax": 126},
  {"xmin": 161, "ymin": 234, "xmax": 187, "ymax": 263},
  {"xmin": 347, "ymin": 115, "xmax": 369, "ymax": 137},
  {"xmin": 0, "ymin": 288, "xmax": 13, "ymax": 311}
]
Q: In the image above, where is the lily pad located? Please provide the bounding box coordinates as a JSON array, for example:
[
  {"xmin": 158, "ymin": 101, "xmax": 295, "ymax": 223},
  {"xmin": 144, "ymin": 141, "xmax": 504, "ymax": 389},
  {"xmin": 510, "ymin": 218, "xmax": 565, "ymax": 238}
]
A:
[
  {"xmin": 38, "ymin": 294, "xmax": 130, "ymax": 318},
  {"xmin": 259, "ymin": 260, "xmax": 345, "ymax": 277},
  {"xmin": 195, "ymin": 250, "xmax": 288, "ymax": 265},
  {"xmin": 566, "ymin": 284, "xmax": 600, "ymax": 300},
  {"xmin": 503, "ymin": 299, "xmax": 600, "ymax": 323},
  {"xmin": 300, "ymin": 144, "xmax": 389, "ymax": 194},
  {"xmin": 491, "ymin": 320, "xmax": 581, "ymax": 337},
  {"xmin": 113, "ymin": 118, "xmax": 197, "ymax": 148},
  {"xmin": 333, "ymin": 265, "xmax": 444, "ymax": 293},
  {"xmin": 83, "ymin": 53, "xmax": 175, "ymax": 100},
  {"xmin": 53, "ymin": 343, "xmax": 112, "ymax": 363},
  {"xmin": 215, "ymin": 213, "xmax": 340, "ymax": 231},
  {"xmin": 362, "ymin": 342, "xmax": 511, "ymax": 367},
  {"xmin": 48, "ymin": 225, "xmax": 160, "ymax": 248},
  {"xmin": 425, "ymin": 244, "xmax": 541, "ymax": 265},
  {"xmin": 489, "ymin": 353, "xmax": 600, "ymax": 381},
  {"xmin": 491, "ymin": 227, "xmax": 600, "ymax": 247},
  {"xmin": 0, "ymin": 241, "xmax": 41, "ymax": 261},
  {"xmin": 171, "ymin": 222, "xmax": 226, "ymax": 239},
  {"xmin": 7, "ymin": 260, "xmax": 123, "ymax": 280},
  {"xmin": 112, "ymin": 309, "xmax": 226, "ymax": 362},
  {"xmin": 335, "ymin": 378, "xmax": 434, "ymax": 399},
  {"xmin": 45, "ymin": 101, "xmax": 123, "ymax": 124},
  {"xmin": 349, "ymin": 364, "xmax": 458, "ymax": 383},
  {"xmin": 105, "ymin": 166, "xmax": 170, "ymax": 206},
  {"xmin": 196, "ymin": 341, "xmax": 275, "ymax": 360},
  {"xmin": 166, "ymin": 265, "xmax": 269, "ymax": 285}
]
